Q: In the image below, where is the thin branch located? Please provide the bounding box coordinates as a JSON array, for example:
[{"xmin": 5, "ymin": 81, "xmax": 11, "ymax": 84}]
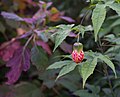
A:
[
  {"xmin": 22, "ymin": 34, "xmax": 34, "ymax": 53},
  {"xmin": 102, "ymin": 44, "xmax": 120, "ymax": 47}
]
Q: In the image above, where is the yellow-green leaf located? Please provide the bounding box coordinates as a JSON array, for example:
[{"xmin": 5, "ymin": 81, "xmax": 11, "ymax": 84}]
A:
[
  {"xmin": 56, "ymin": 62, "xmax": 77, "ymax": 80},
  {"xmin": 108, "ymin": 3, "xmax": 120, "ymax": 16},
  {"xmin": 79, "ymin": 58, "xmax": 97, "ymax": 88},
  {"xmin": 53, "ymin": 24, "xmax": 74, "ymax": 51},
  {"xmin": 92, "ymin": 4, "xmax": 106, "ymax": 41},
  {"xmin": 47, "ymin": 60, "xmax": 72, "ymax": 70}
]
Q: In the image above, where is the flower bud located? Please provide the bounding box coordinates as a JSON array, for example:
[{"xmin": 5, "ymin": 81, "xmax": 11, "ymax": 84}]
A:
[{"xmin": 72, "ymin": 42, "xmax": 84, "ymax": 63}]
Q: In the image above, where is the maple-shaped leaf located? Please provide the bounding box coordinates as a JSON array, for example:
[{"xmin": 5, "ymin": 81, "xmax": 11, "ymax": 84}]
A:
[{"xmin": 5, "ymin": 47, "xmax": 31, "ymax": 85}]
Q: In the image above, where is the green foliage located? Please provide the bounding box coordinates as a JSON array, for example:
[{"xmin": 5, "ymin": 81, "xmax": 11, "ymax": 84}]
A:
[
  {"xmin": 107, "ymin": 3, "xmax": 120, "ymax": 16},
  {"xmin": 56, "ymin": 62, "xmax": 77, "ymax": 79},
  {"xmin": 48, "ymin": 51, "xmax": 116, "ymax": 87},
  {"xmin": 47, "ymin": 60, "xmax": 72, "ymax": 69},
  {"xmin": 31, "ymin": 46, "xmax": 48, "ymax": 71},
  {"xmin": 0, "ymin": 22, "xmax": 5, "ymax": 33},
  {"xmin": 74, "ymin": 84, "xmax": 100, "ymax": 97},
  {"xmin": 53, "ymin": 24, "xmax": 74, "ymax": 51},
  {"xmin": 92, "ymin": 4, "xmax": 106, "ymax": 41},
  {"xmin": 79, "ymin": 57, "xmax": 98, "ymax": 88},
  {"xmin": 98, "ymin": 54, "xmax": 117, "ymax": 77},
  {"xmin": 73, "ymin": 25, "xmax": 93, "ymax": 38},
  {"xmin": 47, "ymin": 60, "xmax": 77, "ymax": 80},
  {"xmin": 14, "ymin": 82, "xmax": 43, "ymax": 97},
  {"xmin": 74, "ymin": 90, "xmax": 99, "ymax": 97}
]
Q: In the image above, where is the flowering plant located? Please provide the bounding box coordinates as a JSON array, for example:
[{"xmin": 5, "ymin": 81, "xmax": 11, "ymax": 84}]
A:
[{"xmin": 0, "ymin": 0, "xmax": 120, "ymax": 97}]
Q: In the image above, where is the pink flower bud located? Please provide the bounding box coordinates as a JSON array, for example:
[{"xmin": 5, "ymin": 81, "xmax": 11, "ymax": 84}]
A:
[
  {"xmin": 72, "ymin": 42, "xmax": 84, "ymax": 63},
  {"xmin": 72, "ymin": 50, "xmax": 84, "ymax": 63}
]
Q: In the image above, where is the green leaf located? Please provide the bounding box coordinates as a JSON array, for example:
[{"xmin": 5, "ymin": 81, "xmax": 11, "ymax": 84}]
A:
[
  {"xmin": 73, "ymin": 25, "xmax": 93, "ymax": 38},
  {"xmin": 110, "ymin": 18, "xmax": 120, "ymax": 27},
  {"xmin": 0, "ymin": 85, "xmax": 12, "ymax": 97},
  {"xmin": 14, "ymin": 82, "xmax": 43, "ymax": 97},
  {"xmin": 98, "ymin": 54, "xmax": 117, "ymax": 78},
  {"xmin": 85, "ymin": 25, "xmax": 93, "ymax": 32},
  {"xmin": 79, "ymin": 58, "xmax": 97, "ymax": 88},
  {"xmin": 56, "ymin": 62, "xmax": 77, "ymax": 79},
  {"xmin": 86, "ymin": 84, "xmax": 100, "ymax": 94},
  {"xmin": 6, "ymin": 19, "xmax": 20, "ymax": 28},
  {"xmin": 92, "ymin": 4, "xmax": 106, "ymax": 41},
  {"xmin": 53, "ymin": 24, "xmax": 74, "ymax": 51},
  {"xmin": 73, "ymin": 25, "xmax": 85, "ymax": 38},
  {"xmin": 0, "ymin": 22, "xmax": 5, "ymax": 33},
  {"xmin": 47, "ymin": 60, "xmax": 73, "ymax": 70},
  {"xmin": 58, "ymin": 79, "xmax": 78, "ymax": 92},
  {"xmin": 31, "ymin": 46, "xmax": 48, "ymax": 71},
  {"xmin": 74, "ymin": 90, "xmax": 100, "ymax": 97},
  {"xmin": 108, "ymin": 3, "xmax": 120, "ymax": 16}
]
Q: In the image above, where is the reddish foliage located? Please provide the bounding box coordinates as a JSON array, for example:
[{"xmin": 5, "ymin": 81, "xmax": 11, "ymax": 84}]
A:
[
  {"xmin": 5, "ymin": 47, "xmax": 31, "ymax": 85},
  {"xmin": 36, "ymin": 40, "xmax": 52, "ymax": 55},
  {"xmin": 0, "ymin": 41, "xmax": 21, "ymax": 62}
]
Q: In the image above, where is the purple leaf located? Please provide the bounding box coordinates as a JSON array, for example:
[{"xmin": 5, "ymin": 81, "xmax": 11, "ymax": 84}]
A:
[
  {"xmin": 0, "ymin": 41, "xmax": 21, "ymax": 62},
  {"xmin": 5, "ymin": 47, "xmax": 31, "ymax": 85},
  {"xmin": 32, "ymin": 9, "xmax": 46, "ymax": 20},
  {"xmin": 39, "ymin": 1, "xmax": 45, "ymax": 6},
  {"xmin": 36, "ymin": 40, "xmax": 52, "ymax": 55},
  {"xmin": 39, "ymin": 1, "xmax": 52, "ymax": 9},
  {"xmin": 60, "ymin": 16, "xmax": 75, "ymax": 23},
  {"xmin": 68, "ymin": 32, "xmax": 77, "ymax": 37},
  {"xmin": 46, "ymin": 2, "xmax": 53, "ymax": 9},
  {"xmin": 17, "ymin": 31, "xmax": 32, "ymax": 39},
  {"xmin": 1, "ymin": 12, "xmax": 24, "ymax": 21},
  {"xmin": 23, "ymin": 18, "xmax": 36, "ymax": 24},
  {"xmin": 60, "ymin": 41, "xmax": 72, "ymax": 53}
]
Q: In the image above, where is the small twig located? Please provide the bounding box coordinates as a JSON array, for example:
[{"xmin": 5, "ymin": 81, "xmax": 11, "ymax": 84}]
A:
[
  {"xmin": 95, "ymin": 69, "xmax": 104, "ymax": 75},
  {"xmin": 22, "ymin": 34, "xmax": 34, "ymax": 53},
  {"xmin": 76, "ymin": 10, "xmax": 90, "ymax": 42},
  {"xmin": 22, "ymin": 34, "xmax": 34, "ymax": 64},
  {"xmin": 80, "ymin": 10, "xmax": 90, "ymax": 25},
  {"xmin": 101, "ymin": 44, "xmax": 120, "ymax": 47},
  {"xmin": 2, "ymin": 32, "xmax": 9, "ymax": 41},
  {"xmin": 77, "ymin": 33, "xmax": 80, "ymax": 42}
]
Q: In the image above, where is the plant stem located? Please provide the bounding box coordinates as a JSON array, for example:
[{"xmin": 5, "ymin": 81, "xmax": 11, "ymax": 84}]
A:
[
  {"xmin": 76, "ymin": 10, "xmax": 90, "ymax": 42},
  {"xmin": 52, "ymin": 87, "xmax": 62, "ymax": 97},
  {"xmin": 80, "ymin": 10, "xmax": 90, "ymax": 25},
  {"xmin": 77, "ymin": 33, "xmax": 80, "ymax": 42},
  {"xmin": 22, "ymin": 34, "xmax": 34, "ymax": 64},
  {"xmin": 2, "ymin": 32, "xmax": 8, "ymax": 41},
  {"xmin": 22, "ymin": 34, "xmax": 34, "ymax": 53}
]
